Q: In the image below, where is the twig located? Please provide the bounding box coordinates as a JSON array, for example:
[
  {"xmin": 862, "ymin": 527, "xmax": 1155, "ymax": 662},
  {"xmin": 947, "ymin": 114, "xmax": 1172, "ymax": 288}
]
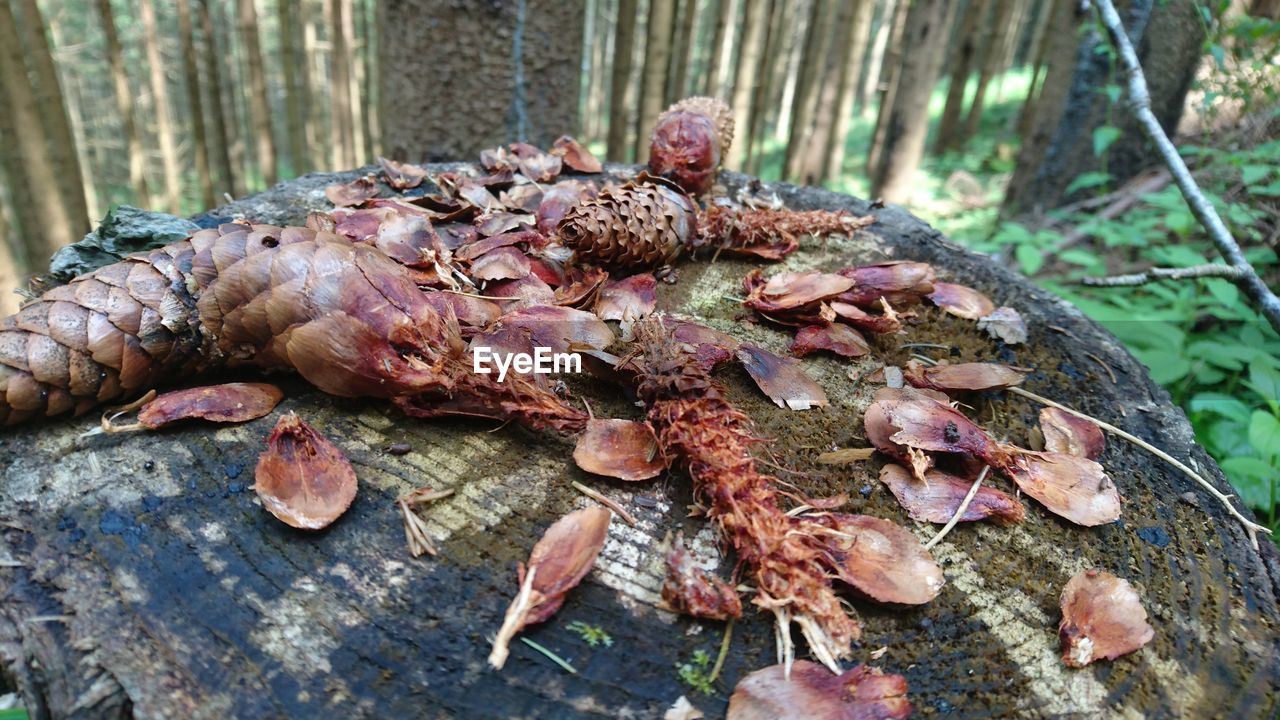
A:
[
  {"xmin": 1081, "ymin": 263, "xmax": 1250, "ymax": 287},
  {"xmin": 518, "ymin": 637, "xmax": 578, "ymax": 674},
  {"xmin": 708, "ymin": 618, "xmax": 735, "ymax": 684},
  {"xmin": 1089, "ymin": 0, "xmax": 1280, "ymax": 335},
  {"xmin": 571, "ymin": 481, "xmax": 638, "ymax": 526},
  {"xmin": 489, "ymin": 565, "xmax": 538, "ymax": 670},
  {"xmin": 1008, "ymin": 385, "xmax": 1270, "ymax": 550},
  {"xmin": 925, "ymin": 466, "xmax": 991, "ymax": 550}
]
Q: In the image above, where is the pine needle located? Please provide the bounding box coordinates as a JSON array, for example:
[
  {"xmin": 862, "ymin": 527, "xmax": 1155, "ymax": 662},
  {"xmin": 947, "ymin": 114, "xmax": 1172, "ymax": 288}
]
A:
[{"xmin": 519, "ymin": 637, "xmax": 577, "ymax": 674}]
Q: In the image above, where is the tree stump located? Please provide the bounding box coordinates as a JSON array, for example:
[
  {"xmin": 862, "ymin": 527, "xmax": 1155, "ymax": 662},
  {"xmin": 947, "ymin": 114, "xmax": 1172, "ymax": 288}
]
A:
[{"xmin": 2, "ymin": 166, "xmax": 1277, "ymax": 719}]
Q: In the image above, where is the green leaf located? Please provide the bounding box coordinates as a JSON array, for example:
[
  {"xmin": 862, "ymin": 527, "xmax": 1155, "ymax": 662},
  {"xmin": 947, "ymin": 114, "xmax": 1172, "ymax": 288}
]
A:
[
  {"xmin": 1203, "ymin": 278, "xmax": 1240, "ymax": 307},
  {"xmin": 1135, "ymin": 349, "xmax": 1192, "ymax": 385},
  {"xmin": 1219, "ymin": 457, "xmax": 1274, "ymax": 510},
  {"xmin": 1247, "ymin": 360, "xmax": 1280, "ymax": 404},
  {"xmin": 1252, "ymin": 183, "xmax": 1280, "ymax": 197},
  {"xmin": 1248, "ymin": 410, "xmax": 1280, "ymax": 458},
  {"xmin": 1015, "ymin": 244, "xmax": 1044, "ymax": 276},
  {"xmin": 1242, "ymin": 164, "xmax": 1274, "ymax": 185},
  {"xmin": 1093, "ymin": 126, "xmax": 1122, "ymax": 157},
  {"xmin": 1189, "ymin": 392, "xmax": 1251, "ymax": 418},
  {"xmin": 1065, "ymin": 171, "xmax": 1112, "ymax": 195}
]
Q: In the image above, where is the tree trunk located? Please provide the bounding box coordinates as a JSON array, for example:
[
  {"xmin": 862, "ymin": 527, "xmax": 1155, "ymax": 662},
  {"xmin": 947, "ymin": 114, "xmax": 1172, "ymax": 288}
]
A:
[
  {"xmin": 97, "ymin": 0, "xmax": 151, "ymax": 204},
  {"xmin": 859, "ymin": 0, "xmax": 898, "ymax": 112},
  {"xmin": 305, "ymin": 6, "xmax": 328, "ymax": 171},
  {"xmin": 279, "ymin": 0, "xmax": 310, "ymax": 176},
  {"xmin": 239, "ymin": 0, "xmax": 278, "ymax": 186},
  {"xmin": 865, "ymin": 0, "xmax": 910, "ymax": 177},
  {"xmin": 703, "ymin": 0, "xmax": 734, "ymax": 96},
  {"xmin": 607, "ymin": 0, "xmax": 639, "ymax": 161},
  {"xmin": 822, "ymin": 0, "xmax": 873, "ymax": 182},
  {"xmin": 380, "ymin": 1, "xmax": 585, "ymax": 162},
  {"xmin": 178, "ymin": 0, "xmax": 215, "ymax": 209},
  {"xmin": 959, "ymin": 0, "xmax": 1015, "ymax": 145},
  {"xmin": 1003, "ymin": 0, "xmax": 1207, "ymax": 216},
  {"xmin": 358, "ymin": 0, "xmax": 378, "ymax": 161},
  {"xmin": 0, "ymin": 1, "xmax": 79, "ymax": 262},
  {"xmin": 636, "ymin": 0, "xmax": 675, "ymax": 163},
  {"xmin": 139, "ymin": 0, "xmax": 184, "ymax": 213},
  {"xmin": 584, "ymin": 0, "xmax": 609, "ymax": 142},
  {"xmin": 1013, "ymin": 0, "xmax": 1057, "ymax": 137},
  {"xmin": 1251, "ymin": 0, "xmax": 1280, "ymax": 18},
  {"xmin": 869, "ymin": 0, "xmax": 958, "ymax": 203},
  {"xmin": 45, "ymin": 20, "xmax": 100, "ymax": 224},
  {"xmin": 933, "ymin": 0, "xmax": 985, "ymax": 155},
  {"xmin": 198, "ymin": 0, "xmax": 238, "ymax": 197},
  {"xmin": 669, "ymin": 0, "xmax": 697, "ymax": 102},
  {"xmin": 771, "ymin": 3, "xmax": 808, "ymax": 144},
  {"xmin": 728, "ymin": 0, "xmax": 768, "ymax": 169},
  {"xmin": 745, "ymin": 0, "xmax": 787, "ymax": 175},
  {"xmin": 0, "ymin": 196, "xmax": 18, "ymax": 315},
  {"xmin": 0, "ymin": 81, "xmax": 36, "ymax": 271},
  {"xmin": 341, "ymin": 0, "xmax": 365, "ymax": 166},
  {"xmin": 14, "ymin": 0, "xmax": 89, "ymax": 233},
  {"xmin": 783, "ymin": 0, "xmax": 837, "ymax": 183}
]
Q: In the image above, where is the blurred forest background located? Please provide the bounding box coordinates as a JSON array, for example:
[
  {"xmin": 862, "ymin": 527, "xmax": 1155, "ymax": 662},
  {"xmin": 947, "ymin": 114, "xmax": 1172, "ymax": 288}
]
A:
[{"xmin": 0, "ymin": 0, "xmax": 1277, "ymax": 537}]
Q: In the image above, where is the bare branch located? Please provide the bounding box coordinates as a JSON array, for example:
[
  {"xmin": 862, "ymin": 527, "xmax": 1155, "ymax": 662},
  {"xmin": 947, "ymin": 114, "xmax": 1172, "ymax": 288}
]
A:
[
  {"xmin": 1090, "ymin": 0, "xmax": 1280, "ymax": 335},
  {"xmin": 1082, "ymin": 263, "xmax": 1251, "ymax": 287}
]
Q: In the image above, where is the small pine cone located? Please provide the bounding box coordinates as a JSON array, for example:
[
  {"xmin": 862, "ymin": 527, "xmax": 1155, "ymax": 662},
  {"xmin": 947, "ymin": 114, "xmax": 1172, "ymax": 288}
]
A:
[
  {"xmin": 557, "ymin": 177, "xmax": 697, "ymax": 269},
  {"xmin": 649, "ymin": 97, "xmax": 735, "ymax": 196}
]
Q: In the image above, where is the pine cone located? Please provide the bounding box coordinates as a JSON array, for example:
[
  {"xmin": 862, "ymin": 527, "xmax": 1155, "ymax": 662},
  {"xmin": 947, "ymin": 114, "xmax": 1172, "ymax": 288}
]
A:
[
  {"xmin": 557, "ymin": 176, "xmax": 697, "ymax": 269},
  {"xmin": 649, "ymin": 96, "xmax": 735, "ymax": 196}
]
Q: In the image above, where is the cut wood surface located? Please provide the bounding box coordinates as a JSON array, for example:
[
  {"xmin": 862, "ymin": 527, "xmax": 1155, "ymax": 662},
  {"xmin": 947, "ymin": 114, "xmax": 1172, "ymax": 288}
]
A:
[{"xmin": 1, "ymin": 166, "xmax": 1277, "ymax": 719}]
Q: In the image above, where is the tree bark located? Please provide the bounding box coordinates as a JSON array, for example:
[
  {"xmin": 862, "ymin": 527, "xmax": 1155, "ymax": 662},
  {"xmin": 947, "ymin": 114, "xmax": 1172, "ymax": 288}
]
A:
[
  {"xmin": 305, "ymin": 5, "xmax": 328, "ymax": 171},
  {"xmin": 583, "ymin": 0, "xmax": 609, "ymax": 142},
  {"xmin": 859, "ymin": 0, "xmax": 898, "ymax": 112},
  {"xmin": 865, "ymin": 0, "xmax": 910, "ymax": 177},
  {"xmin": 341, "ymin": 0, "xmax": 365, "ymax": 166},
  {"xmin": 669, "ymin": 0, "xmax": 697, "ymax": 102},
  {"xmin": 607, "ymin": 0, "xmax": 639, "ymax": 161},
  {"xmin": 0, "ymin": 196, "xmax": 18, "ymax": 315},
  {"xmin": 703, "ymin": 0, "xmax": 734, "ymax": 96},
  {"xmin": 822, "ymin": 0, "xmax": 873, "ymax": 182},
  {"xmin": 14, "ymin": 0, "xmax": 89, "ymax": 232},
  {"xmin": 0, "ymin": 85, "xmax": 36, "ymax": 271},
  {"xmin": 139, "ymin": 0, "xmax": 184, "ymax": 213},
  {"xmin": 178, "ymin": 0, "xmax": 215, "ymax": 209},
  {"xmin": 1251, "ymin": 0, "xmax": 1280, "ymax": 18},
  {"xmin": 0, "ymin": 1, "xmax": 79, "ymax": 262},
  {"xmin": 745, "ymin": 0, "xmax": 787, "ymax": 174},
  {"xmin": 636, "ymin": 0, "xmax": 675, "ymax": 163},
  {"xmin": 1003, "ymin": 0, "xmax": 1207, "ymax": 216},
  {"xmin": 959, "ymin": 0, "xmax": 1016, "ymax": 145},
  {"xmin": 380, "ymin": 0, "xmax": 585, "ymax": 162},
  {"xmin": 358, "ymin": 0, "xmax": 378, "ymax": 161},
  {"xmin": 933, "ymin": 0, "xmax": 985, "ymax": 155},
  {"xmin": 783, "ymin": 0, "xmax": 837, "ymax": 183},
  {"xmin": 1013, "ymin": 0, "xmax": 1057, "ymax": 137},
  {"xmin": 239, "ymin": 0, "xmax": 278, "ymax": 186},
  {"xmin": 279, "ymin": 0, "xmax": 310, "ymax": 176},
  {"xmin": 727, "ymin": 0, "xmax": 768, "ymax": 169},
  {"xmin": 97, "ymin": 0, "xmax": 151, "ymax": 204},
  {"xmin": 45, "ymin": 20, "xmax": 100, "ymax": 225},
  {"xmin": 198, "ymin": 0, "xmax": 238, "ymax": 197},
  {"xmin": 869, "ymin": 0, "xmax": 958, "ymax": 203}
]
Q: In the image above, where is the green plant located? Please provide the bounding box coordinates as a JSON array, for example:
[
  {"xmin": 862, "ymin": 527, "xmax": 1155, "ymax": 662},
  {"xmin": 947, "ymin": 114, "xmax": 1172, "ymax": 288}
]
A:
[
  {"xmin": 566, "ymin": 620, "xmax": 614, "ymax": 648},
  {"xmin": 675, "ymin": 648, "xmax": 715, "ymax": 695}
]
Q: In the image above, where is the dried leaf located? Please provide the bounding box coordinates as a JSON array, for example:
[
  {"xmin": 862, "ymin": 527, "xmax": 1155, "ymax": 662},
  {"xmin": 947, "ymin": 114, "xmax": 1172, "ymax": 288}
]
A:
[
  {"xmin": 1039, "ymin": 407, "xmax": 1106, "ymax": 460},
  {"xmin": 815, "ymin": 447, "xmax": 876, "ymax": 464},
  {"xmin": 903, "ymin": 361, "xmax": 1027, "ymax": 393},
  {"xmin": 378, "ymin": 157, "xmax": 429, "ymax": 190},
  {"xmin": 573, "ymin": 418, "xmax": 664, "ymax": 481},
  {"xmin": 486, "ymin": 275, "xmax": 557, "ymax": 310},
  {"xmin": 808, "ymin": 513, "xmax": 944, "ymax": 605},
  {"xmin": 879, "ymin": 463, "xmax": 1025, "ymax": 525},
  {"xmin": 835, "ymin": 261, "xmax": 936, "ymax": 308},
  {"xmin": 928, "ymin": 282, "xmax": 996, "ymax": 320},
  {"xmin": 421, "ymin": 291, "xmax": 502, "ymax": 329},
  {"xmin": 1005, "ymin": 451, "xmax": 1121, "ymax": 526},
  {"xmin": 736, "ymin": 345, "xmax": 829, "ymax": 410},
  {"xmin": 1059, "ymin": 569, "xmax": 1154, "ymax": 667},
  {"xmin": 727, "ymin": 661, "xmax": 912, "ymax": 720},
  {"xmin": 131, "ymin": 382, "xmax": 282, "ymax": 429},
  {"xmin": 789, "ymin": 323, "xmax": 870, "ymax": 358},
  {"xmin": 671, "ymin": 319, "xmax": 739, "ymax": 371},
  {"xmin": 489, "ymin": 507, "xmax": 612, "ymax": 668},
  {"xmin": 553, "ymin": 266, "xmax": 609, "ymax": 306},
  {"xmin": 869, "ymin": 387, "xmax": 1005, "ymax": 461},
  {"xmin": 537, "ymin": 180, "xmax": 595, "ymax": 234},
  {"xmin": 510, "ymin": 142, "xmax": 563, "ymax": 182},
  {"xmin": 595, "ymin": 273, "xmax": 658, "ymax": 322},
  {"xmin": 254, "ymin": 413, "xmax": 358, "ymax": 530},
  {"xmin": 550, "ymin": 135, "xmax": 604, "ymax": 173},
  {"xmin": 325, "ymin": 175, "xmax": 380, "ymax": 207},
  {"xmin": 470, "ymin": 246, "xmax": 532, "ymax": 281},
  {"xmin": 475, "ymin": 211, "xmax": 535, "ymax": 237},
  {"xmin": 829, "ymin": 301, "xmax": 902, "ymax": 335},
  {"xmin": 977, "ymin": 306, "xmax": 1027, "ymax": 344},
  {"xmin": 660, "ymin": 536, "xmax": 742, "ymax": 621},
  {"xmin": 758, "ymin": 272, "xmax": 856, "ymax": 309}
]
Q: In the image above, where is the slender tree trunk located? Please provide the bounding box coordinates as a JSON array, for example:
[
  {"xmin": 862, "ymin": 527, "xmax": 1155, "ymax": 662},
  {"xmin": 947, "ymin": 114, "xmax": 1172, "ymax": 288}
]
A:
[
  {"xmin": 1251, "ymin": 0, "xmax": 1280, "ymax": 18},
  {"xmin": 177, "ymin": 0, "xmax": 215, "ymax": 208},
  {"xmin": 933, "ymin": 0, "xmax": 985, "ymax": 154},
  {"xmin": 0, "ymin": 195, "xmax": 18, "ymax": 315},
  {"xmin": 636, "ymin": 0, "xmax": 675, "ymax": 162},
  {"xmin": 304, "ymin": 6, "xmax": 327, "ymax": 170},
  {"xmin": 772, "ymin": 3, "xmax": 808, "ymax": 143},
  {"xmin": 363, "ymin": 0, "xmax": 380, "ymax": 158},
  {"xmin": 669, "ymin": 0, "xmax": 696, "ymax": 101},
  {"xmin": 746, "ymin": 0, "xmax": 786, "ymax": 174},
  {"xmin": 239, "ymin": 0, "xmax": 278, "ymax": 186},
  {"xmin": 15, "ymin": 0, "xmax": 89, "ymax": 231},
  {"xmin": 959, "ymin": 0, "xmax": 1015, "ymax": 144},
  {"xmin": 729, "ymin": 0, "xmax": 768, "ymax": 169},
  {"xmin": 357, "ymin": 0, "xmax": 377, "ymax": 161},
  {"xmin": 870, "ymin": 0, "xmax": 958, "ymax": 203},
  {"xmin": 588, "ymin": 0, "xmax": 610, "ymax": 142},
  {"xmin": 0, "ymin": 1, "xmax": 78, "ymax": 261},
  {"xmin": 607, "ymin": 0, "xmax": 639, "ymax": 160},
  {"xmin": 580, "ymin": 0, "xmax": 599, "ymax": 140},
  {"xmin": 822, "ymin": 0, "xmax": 873, "ymax": 183},
  {"xmin": 0, "ymin": 75, "xmax": 37, "ymax": 269},
  {"xmin": 859, "ymin": 0, "xmax": 897, "ymax": 112},
  {"xmin": 1014, "ymin": 0, "xmax": 1056, "ymax": 136},
  {"xmin": 341, "ymin": 0, "xmax": 365, "ymax": 166},
  {"xmin": 139, "ymin": 0, "xmax": 183, "ymax": 213},
  {"xmin": 46, "ymin": 20, "xmax": 100, "ymax": 223},
  {"xmin": 865, "ymin": 0, "xmax": 910, "ymax": 176},
  {"xmin": 198, "ymin": 0, "xmax": 237, "ymax": 197},
  {"xmin": 279, "ymin": 0, "xmax": 309, "ymax": 175},
  {"xmin": 97, "ymin": 0, "xmax": 151, "ymax": 204},
  {"xmin": 704, "ymin": 0, "xmax": 734, "ymax": 96},
  {"xmin": 784, "ymin": 0, "xmax": 837, "ymax": 183}
]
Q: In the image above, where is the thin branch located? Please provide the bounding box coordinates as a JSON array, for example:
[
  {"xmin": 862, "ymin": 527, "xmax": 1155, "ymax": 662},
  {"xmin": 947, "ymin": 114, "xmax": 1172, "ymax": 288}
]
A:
[
  {"xmin": 1090, "ymin": 0, "xmax": 1280, "ymax": 335},
  {"xmin": 570, "ymin": 481, "xmax": 638, "ymax": 526},
  {"xmin": 924, "ymin": 466, "xmax": 991, "ymax": 550},
  {"xmin": 1082, "ymin": 263, "xmax": 1251, "ymax": 287}
]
